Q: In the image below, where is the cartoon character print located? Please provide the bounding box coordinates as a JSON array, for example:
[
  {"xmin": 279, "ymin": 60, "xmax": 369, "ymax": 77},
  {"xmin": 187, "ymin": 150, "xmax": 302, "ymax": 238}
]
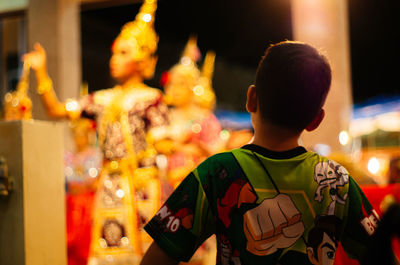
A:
[
  {"xmin": 216, "ymin": 177, "xmax": 256, "ymax": 264},
  {"xmin": 242, "ymin": 193, "xmax": 305, "ymax": 256},
  {"xmin": 217, "ymin": 179, "xmax": 250, "ymax": 228},
  {"xmin": 306, "ymin": 215, "xmax": 341, "ymax": 265},
  {"xmin": 217, "ymin": 176, "xmax": 305, "ymax": 257},
  {"xmin": 314, "ymin": 160, "xmax": 349, "ymax": 215},
  {"xmin": 359, "ymin": 203, "xmax": 380, "ymax": 236}
]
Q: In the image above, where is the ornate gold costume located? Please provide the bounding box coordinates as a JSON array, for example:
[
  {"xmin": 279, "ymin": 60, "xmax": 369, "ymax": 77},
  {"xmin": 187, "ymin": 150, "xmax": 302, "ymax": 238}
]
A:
[
  {"xmin": 23, "ymin": 0, "xmax": 166, "ymax": 264},
  {"xmin": 86, "ymin": 1, "xmax": 166, "ymax": 264}
]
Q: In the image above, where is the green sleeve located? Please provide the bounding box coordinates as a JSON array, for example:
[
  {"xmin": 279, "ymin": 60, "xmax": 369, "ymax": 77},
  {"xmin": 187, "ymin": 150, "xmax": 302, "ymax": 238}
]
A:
[
  {"xmin": 340, "ymin": 177, "xmax": 377, "ymax": 260},
  {"xmin": 144, "ymin": 170, "xmax": 215, "ymax": 262}
]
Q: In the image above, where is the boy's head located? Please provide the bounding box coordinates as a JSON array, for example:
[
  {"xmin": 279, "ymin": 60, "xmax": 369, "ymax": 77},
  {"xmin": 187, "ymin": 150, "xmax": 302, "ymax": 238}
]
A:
[{"xmin": 253, "ymin": 41, "xmax": 331, "ymax": 133}]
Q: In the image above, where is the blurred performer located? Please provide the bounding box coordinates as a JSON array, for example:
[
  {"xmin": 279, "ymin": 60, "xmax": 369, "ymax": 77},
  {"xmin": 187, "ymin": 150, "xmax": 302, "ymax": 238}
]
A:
[
  {"xmin": 163, "ymin": 37, "xmax": 221, "ymax": 265},
  {"xmin": 3, "ymin": 61, "xmax": 32, "ymax": 120},
  {"xmin": 163, "ymin": 36, "xmax": 226, "ymax": 189},
  {"xmin": 65, "ymin": 118, "xmax": 101, "ymax": 265},
  {"xmin": 23, "ymin": 0, "xmax": 169, "ymax": 264}
]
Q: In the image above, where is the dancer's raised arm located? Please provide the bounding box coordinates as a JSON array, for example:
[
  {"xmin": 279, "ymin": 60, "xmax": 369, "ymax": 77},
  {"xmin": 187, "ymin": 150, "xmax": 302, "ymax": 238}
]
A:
[{"xmin": 23, "ymin": 43, "xmax": 80, "ymax": 119}]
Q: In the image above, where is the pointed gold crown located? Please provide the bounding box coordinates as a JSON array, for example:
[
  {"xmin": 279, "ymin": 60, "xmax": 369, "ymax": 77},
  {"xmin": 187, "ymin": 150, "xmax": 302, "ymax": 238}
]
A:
[
  {"xmin": 181, "ymin": 35, "xmax": 200, "ymax": 65},
  {"xmin": 193, "ymin": 50, "xmax": 217, "ymax": 110},
  {"xmin": 116, "ymin": 0, "xmax": 158, "ymax": 60},
  {"xmin": 164, "ymin": 36, "xmax": 201, "ymax": 105},
  {"xmin": 200, "ymin": 51, "xmax": 216, "ymax": 84}
]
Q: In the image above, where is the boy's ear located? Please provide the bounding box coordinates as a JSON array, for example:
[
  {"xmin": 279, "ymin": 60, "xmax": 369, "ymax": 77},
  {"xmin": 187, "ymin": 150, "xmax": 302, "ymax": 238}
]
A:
[
  {"xmin": 305, "ymin": 109, "xmax": 325, "ymax": 132},
  {"xmin": 246, "ymin": 85, "xmax": 257, "ymax": 113}
]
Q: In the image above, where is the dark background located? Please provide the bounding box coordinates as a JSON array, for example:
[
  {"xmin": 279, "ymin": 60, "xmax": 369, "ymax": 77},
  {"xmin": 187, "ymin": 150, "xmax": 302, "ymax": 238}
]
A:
[{"xmin": 81, "ymin": 0, "xmax": 399, "ymax": 111}]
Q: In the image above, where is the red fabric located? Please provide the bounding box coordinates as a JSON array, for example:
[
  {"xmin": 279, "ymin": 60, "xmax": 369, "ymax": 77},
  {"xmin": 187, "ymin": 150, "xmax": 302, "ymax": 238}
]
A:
[
  {"xmin": 66, "ymin": 192, "xmax": 95, "ymax": 265},
  {"xmin": 334, "ymin": 183, "xmax": 400, "ymax": 265}
]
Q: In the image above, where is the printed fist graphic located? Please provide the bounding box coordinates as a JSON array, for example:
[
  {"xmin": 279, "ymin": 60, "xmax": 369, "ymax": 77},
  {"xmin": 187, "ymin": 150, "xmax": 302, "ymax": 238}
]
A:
[{"xmin": 243, "ymin": 194, "xmax": 304, "ymax": 256}]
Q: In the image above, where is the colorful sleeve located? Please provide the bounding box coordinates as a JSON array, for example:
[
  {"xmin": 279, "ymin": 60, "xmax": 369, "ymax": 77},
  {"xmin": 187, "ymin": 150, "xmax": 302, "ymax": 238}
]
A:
[
  {"xmin": 144, "ymin": 169, "xmax": 215, "ymax": 262},
  {"xmin": 340, "ymin": 177, "xmax": 379, "ymax": 260}
]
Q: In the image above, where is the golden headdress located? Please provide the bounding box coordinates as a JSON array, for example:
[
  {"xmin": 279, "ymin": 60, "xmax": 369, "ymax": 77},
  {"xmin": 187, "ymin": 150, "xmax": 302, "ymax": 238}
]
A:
[
  {"xmin": 116, "ymin": 0, "xmax": 158, "ymax": 60},
  {"xmin": 164, "ymin": 36, "xmax": 201, "ymax": 105},
  {"xmin": 3, "ymin": 62, "xmax": 32, "ymax": 120},
  {"xmin": 181, "ymin": 35, "xmax": 200, "ymax": 65},
  {"xmin": 193, "ymin": 50, "xmax": 217, "ymax": 110}
]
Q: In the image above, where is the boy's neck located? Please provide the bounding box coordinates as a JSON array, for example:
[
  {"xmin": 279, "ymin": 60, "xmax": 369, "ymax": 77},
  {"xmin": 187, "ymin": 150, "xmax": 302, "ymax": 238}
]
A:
[{"xmin": 251, "ymin": 120, "xmax": 302, "ymax": 152}]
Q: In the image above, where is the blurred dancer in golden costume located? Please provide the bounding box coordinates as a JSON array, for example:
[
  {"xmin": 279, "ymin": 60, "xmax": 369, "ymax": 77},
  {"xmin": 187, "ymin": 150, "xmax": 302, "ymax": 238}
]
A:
[
  {"xmin": 23, "ymin": 0, "xmax": 169, "ymax": 264},
  {"xmin": 163, "ymin": 36, "xmax": 226, "ymax": 189}
]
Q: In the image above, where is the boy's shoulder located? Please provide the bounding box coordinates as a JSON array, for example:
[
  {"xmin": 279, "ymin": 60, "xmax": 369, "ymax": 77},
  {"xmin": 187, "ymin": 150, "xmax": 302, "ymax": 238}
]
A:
[
  {"xmin": 195, "ymin": 150, "xmax": 241, "ymax": 178},
  {"xmin": 198, "ymin": 147, "xmax": 347, "ymax": 170}
]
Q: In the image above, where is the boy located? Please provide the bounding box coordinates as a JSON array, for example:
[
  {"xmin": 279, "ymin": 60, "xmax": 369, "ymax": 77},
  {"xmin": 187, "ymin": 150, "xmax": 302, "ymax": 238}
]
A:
[{"xmin": 140, "ymin": 41, "xmax": 377, "ymax": 265}]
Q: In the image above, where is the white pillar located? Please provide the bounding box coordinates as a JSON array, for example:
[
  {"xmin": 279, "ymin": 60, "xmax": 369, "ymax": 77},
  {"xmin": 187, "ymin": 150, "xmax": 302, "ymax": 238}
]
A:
[
  {"xmin": 27, "ymin": 0, "xmax": 81, "ymax": 120},
  {"xmin": 0, "ymin": 120, "xmax": 66, "ymax": 265},
  {"xmin": 291, "ymin": 0, "xmax": 353, "ymax": 153}
]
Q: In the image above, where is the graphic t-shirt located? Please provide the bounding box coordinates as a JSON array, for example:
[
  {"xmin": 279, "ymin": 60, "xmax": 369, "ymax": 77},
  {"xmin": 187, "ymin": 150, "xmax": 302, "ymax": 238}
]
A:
[{"xmin": 145, "ymin": 144, "xmax": 378, "ymax": 265}]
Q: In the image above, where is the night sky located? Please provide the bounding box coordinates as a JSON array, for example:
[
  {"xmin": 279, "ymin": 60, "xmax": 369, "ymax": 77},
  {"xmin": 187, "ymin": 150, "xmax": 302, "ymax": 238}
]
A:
[{"xmin": 81, "ymin": 0, "xmax": 399, "ymax": 111}]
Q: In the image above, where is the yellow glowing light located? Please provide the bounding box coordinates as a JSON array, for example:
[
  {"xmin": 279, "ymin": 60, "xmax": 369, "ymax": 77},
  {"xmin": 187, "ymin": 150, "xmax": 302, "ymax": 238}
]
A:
[
  {"xmin": 142, "ymin": 14, "xmax": 152, "ymax": 22},
  {"xmin": 88, "ymin": 168, "xmax": 98, "ymax": 178},
  {"xmin": 116, "ymin": 189, "xmax": 125, "ymax": 198},
  {"xmin": 220, "ymin": 130, "xmax": 230, "ymax": 141},
  {"xmin": 368, "ymin": 157, "xmax": 380, "ymax": 174},
  {"xmin": 12, "ymin": 98, "xmax": 19, "ymax": 107},
  {"xmin": 4, "ymin": 93, "xmax": 12, "ymax": 102},
  {"xmin": 338, "ymin": 130, "xmax": 350, "ymax": 146},
  {"xmin": 110, "ymin": 160, "xmax": 119, "ymax": 170},
  {"xmin": 193, "ymin": 85, "xmax": 204, "ymax": 96},
  {"xmin": 191, "ymin": 123, "xmax": 202, "ymax": 134}
]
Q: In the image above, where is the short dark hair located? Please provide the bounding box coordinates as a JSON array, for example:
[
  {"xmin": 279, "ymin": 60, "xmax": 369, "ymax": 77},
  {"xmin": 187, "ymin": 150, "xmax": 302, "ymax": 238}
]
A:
[{"xmin": 255, "ymin": 41, "xmax": 332, "ymax": 132}]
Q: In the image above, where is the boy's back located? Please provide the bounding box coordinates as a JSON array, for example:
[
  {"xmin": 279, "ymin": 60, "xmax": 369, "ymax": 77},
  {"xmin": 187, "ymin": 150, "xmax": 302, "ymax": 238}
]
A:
[
  {"xmin": 141, "ymin": 41, "xmax": 376, "ymax": 265},
  {"xmin": 144, "ymin": 144, "xmax": 376, "ymax": 264}
]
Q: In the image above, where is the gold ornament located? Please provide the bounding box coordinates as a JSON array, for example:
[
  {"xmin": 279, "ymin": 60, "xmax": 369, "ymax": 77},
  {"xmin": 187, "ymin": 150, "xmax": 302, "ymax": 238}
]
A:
[
  {"xmin": 37, "ymin": 77, "xmax": 53, "ymax": 95},
  {"xmin": 181, "ymin": 35, "xmax": 199, "ymax": 64},
  {"xmin": 116, "ymin": 0, "xmax": 158, "ymax": 61},
  {"xmin": 194, "ymin": 50, "xmax": 217, "ymax": 110},
  {"xmin": 3, "ymin": 62, "xmax": 33, "ymax": 120},
  {"xmin": 164, "ymin": 36, "xmax": 201, "ymax": 106}
]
